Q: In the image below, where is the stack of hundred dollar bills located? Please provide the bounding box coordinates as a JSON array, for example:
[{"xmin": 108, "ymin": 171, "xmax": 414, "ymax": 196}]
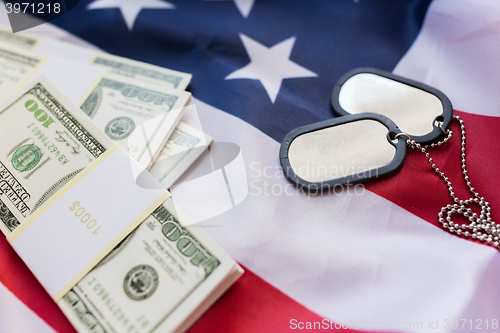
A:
[{"xmin": 0, "ymin": 27, "xmax": 243, "ymax": 333}]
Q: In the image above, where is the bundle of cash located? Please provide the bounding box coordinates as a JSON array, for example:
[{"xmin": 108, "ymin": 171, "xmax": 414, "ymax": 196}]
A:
[
  {"xmin": 0, "ymin": 25, "xmax": 213, "ymax": 183},
  {"xmin": 0, "ymin": 28, "xmax": 241, "ymax": 333}
]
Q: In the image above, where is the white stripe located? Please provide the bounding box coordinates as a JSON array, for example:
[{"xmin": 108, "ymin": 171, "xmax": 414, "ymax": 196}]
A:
[
  {"xmin": 394, "ymin": 0, "xmax": 500, "ymax": 117},
  {"xmin": 172, "ymin": 98, "xmax": 500, "ymax": 333},
  {"xmin": 2, "ymin": 6, "xmax": 500, "ymax": 333},
  {"xmin": 0, "ymin": 282, "xmax": 56, "ymax": 333}
]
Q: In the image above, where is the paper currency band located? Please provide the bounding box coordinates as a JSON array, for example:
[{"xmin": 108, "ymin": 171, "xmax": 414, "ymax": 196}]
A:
[{"xmin": 7, "ymin": 144, "xmax": 170, "ymax": 301}]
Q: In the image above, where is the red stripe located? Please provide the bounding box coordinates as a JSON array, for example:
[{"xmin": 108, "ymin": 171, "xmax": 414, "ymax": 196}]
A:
[
  {"xmin": 4, "ymin": 110, "xmax": 493, "ymax": 332},
  {"xmin": 1, "ymin": 234, "xmax": 395, "ymax": 333},
  {"xmin": 0, "ymin": 234, "xmax": 76, "ymax": 333},
  {"xmin": 188, "ymin": 265, "xmax": 396, "ymax": 333},
  {"xmin": 366, "ymin": 110, "xmax": 500, "ymax": 247}
]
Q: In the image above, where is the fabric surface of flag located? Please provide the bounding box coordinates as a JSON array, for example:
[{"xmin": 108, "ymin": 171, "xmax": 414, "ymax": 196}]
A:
[{"xmin": 1, "ymin": 0, "xmax": 500, "ymax": 332}]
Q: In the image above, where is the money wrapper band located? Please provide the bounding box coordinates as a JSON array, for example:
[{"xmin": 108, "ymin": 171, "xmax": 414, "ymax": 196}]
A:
[{"xmin": 7, "ymin": 144, "xmax": 170, "ymax": 301}]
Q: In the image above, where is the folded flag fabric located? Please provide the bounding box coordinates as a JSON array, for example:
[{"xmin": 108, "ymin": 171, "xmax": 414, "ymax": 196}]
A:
[{"xmin": 1, "ymin": 0, "xmax": 499, "ymax": 332}]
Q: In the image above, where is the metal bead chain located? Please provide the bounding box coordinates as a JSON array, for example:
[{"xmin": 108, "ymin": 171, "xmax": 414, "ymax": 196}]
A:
[{"xmin": 404, "ymin": 115, "xmax": 499, "ymax": 249}]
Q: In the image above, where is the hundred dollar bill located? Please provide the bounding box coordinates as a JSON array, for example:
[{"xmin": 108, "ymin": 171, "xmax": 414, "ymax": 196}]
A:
[
  {"xmin": 0, "ymin": 44, "xmax": 44, "ymax": 103},
  {"xmin": 0, "ymin": 26, "xmax": 42, "ymax": 50},
  {"xmin": 90, "ymin": 53, "xmax": 192, "ymax": 91},
  {"xmin": 0, "ymin": 75, "xmax": 242, "ymax": 332},
  {"xmin": 0, "ymin": 26, "xmax": 98, "ymax": 63},
  {"xmin": 58, "ymin": 198, "xmax": 243, "ymax": 333},
  {"xmin": 150, "ymin": 122, "xmax": 213, "ymax": 189},
  {"xmin": 80, "ymin": 74, "xmax": 191, "ymax": 170},
  {"xmin": 0, "ymin": 75, "xmax": 113, "ymax": 236}
]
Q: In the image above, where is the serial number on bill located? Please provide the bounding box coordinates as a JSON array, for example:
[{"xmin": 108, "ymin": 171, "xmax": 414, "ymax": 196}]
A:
[{"xmin": 5, "ymin": 2, "xmax": 61, "ymax": 14}]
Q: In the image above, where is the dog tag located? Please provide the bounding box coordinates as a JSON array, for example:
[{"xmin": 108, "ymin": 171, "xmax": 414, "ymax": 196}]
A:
[
  {"xmin": 331, "ymin": 68, "xmax": 453, "ymax": 145},
  {"xmin": 281, "ymin": 68, "xmax": 454, "ymax": 192},
  {"xmin": 280, "ymin": 113, "xmax": 406, "ymax": 192}
]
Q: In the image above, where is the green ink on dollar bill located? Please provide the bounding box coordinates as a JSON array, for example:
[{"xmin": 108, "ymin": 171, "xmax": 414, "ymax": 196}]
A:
[{"xmin": 0, "ymin": 78, "xmax": 112, "ymax": 235}]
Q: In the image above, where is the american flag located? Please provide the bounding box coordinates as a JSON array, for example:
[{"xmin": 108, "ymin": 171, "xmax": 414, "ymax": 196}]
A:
[{"xmin": 1, "ymin": 0, "xmax": 500, "ymax": 332}]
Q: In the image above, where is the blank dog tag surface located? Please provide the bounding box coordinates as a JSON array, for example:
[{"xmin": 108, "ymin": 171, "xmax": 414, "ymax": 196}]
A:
[
  {"xmin": 331, "ymin": 68, "xmax": 453, "ymax": 145},
  {"xmin": 280, "ymin": 113, "xmax": 406, "ymax": 191}
]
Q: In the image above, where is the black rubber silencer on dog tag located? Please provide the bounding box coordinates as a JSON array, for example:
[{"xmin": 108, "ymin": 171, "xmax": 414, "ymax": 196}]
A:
[
  {"xmin": 331, "ymin": 68, "xmax": 453, "ymax": 145},
  {"xmin": 280, "ymin": 113, "xmax": 406, "ymax": 193}
]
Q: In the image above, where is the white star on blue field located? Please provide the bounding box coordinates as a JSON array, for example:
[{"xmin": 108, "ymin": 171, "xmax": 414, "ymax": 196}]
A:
[
  {"xmin": 87, "ymin": 0, "xmax": 176, "ymax": 30},
  {"xmin": 226, "ymin": 34, "xmax": 317, "ymax": 103}
]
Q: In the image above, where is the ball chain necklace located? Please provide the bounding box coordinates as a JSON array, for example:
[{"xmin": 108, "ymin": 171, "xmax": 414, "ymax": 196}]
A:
[
  {"xmin": 281, "ymin": 68, "xmax": 498, "ymax": 250},
  {"xmin": 400, "ymin": 116, "xmax": 499, "ymax": 249}
]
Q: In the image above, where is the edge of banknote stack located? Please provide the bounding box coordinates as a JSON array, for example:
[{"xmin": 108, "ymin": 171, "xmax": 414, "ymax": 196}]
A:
[{"xmin": 0, "ymin": 26, "xmax": 243, "ymax": 333}]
